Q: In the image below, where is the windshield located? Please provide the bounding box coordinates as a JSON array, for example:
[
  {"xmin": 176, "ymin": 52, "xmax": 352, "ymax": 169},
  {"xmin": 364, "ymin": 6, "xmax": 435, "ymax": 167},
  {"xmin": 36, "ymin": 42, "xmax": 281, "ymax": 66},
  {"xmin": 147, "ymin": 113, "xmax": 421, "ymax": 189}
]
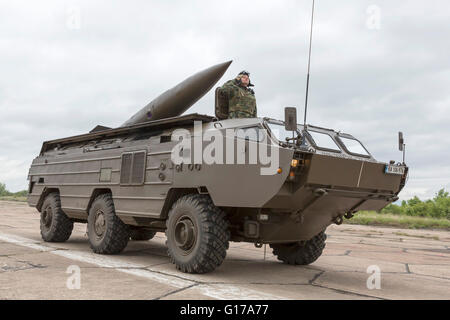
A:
[
  {"xmin": 339, "ymin": 136, "xmax": 370, "ymax": 156},
  {"xmin": 266, "ymin": 122, "xmax": 299, "ymax": 144},
  {"xmin": 308, "ymin": 131, "xmax": 341, "ymax": 151}
]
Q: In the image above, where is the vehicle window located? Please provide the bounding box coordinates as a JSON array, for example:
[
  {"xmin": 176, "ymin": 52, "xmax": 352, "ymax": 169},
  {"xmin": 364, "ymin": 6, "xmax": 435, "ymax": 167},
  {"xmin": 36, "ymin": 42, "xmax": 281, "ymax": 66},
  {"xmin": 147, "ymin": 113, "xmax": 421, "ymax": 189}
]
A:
[
  {"xmin": 235, "ymin": 126, "xmax": 265, "ymax": 142},
  {"xmin": 266, "ymin": 122, "xmax": 296, "ymax": 143},
  {"xmin": 339, "ymin": 136, "xmax": 370, "ymax": 156},
  {"xmin": 308, "ymin": 131, "xmax": 340, "ymax": 151}
]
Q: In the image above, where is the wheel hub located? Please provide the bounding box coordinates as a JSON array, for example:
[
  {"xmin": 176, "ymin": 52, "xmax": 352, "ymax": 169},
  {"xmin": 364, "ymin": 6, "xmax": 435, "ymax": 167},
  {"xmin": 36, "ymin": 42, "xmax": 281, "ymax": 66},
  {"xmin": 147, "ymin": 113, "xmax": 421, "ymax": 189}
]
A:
[
  {"xmin": 94, "ymin": 210, "xmax": 106, "ymax": 237},
  {"xmin": 174, "ymin": 217, "xmax": 196, "ymax": 252},
  {"xmin": 42, "ymin": 206, "xmax": 53, "ymax": 228}
]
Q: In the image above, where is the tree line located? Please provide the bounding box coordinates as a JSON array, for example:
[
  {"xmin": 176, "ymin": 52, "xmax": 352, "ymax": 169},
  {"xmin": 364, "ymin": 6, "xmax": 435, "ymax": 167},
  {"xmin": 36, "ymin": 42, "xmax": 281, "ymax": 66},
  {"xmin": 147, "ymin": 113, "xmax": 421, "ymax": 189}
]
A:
[
  {"xmin": 0, "ymin": 183, "xmax": 27, "ymax": 197},
  {"xmin": 382, "ymin": 188, "xmax": 449, "ymax": 219}
]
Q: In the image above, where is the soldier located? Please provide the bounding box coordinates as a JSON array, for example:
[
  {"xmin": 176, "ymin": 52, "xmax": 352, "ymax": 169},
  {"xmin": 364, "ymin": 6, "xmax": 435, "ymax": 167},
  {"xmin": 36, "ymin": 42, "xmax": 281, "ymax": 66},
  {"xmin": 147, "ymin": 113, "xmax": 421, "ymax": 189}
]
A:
[{"xmin": 219, "ymin": 71, "xmax": 257, "ymax": 119}]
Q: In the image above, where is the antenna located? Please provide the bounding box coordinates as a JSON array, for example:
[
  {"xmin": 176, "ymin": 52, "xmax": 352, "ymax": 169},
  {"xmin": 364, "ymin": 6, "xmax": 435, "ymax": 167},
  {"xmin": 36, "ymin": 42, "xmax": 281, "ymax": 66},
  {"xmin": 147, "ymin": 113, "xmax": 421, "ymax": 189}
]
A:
[{"xmin": 303, "ymin": 0, "xmax": 315, "ymax": 128}]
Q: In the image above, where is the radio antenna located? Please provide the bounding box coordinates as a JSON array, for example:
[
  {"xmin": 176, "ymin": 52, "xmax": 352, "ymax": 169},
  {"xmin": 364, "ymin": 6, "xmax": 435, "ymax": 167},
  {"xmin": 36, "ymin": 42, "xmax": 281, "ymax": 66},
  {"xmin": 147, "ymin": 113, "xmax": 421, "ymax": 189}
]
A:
[{"xmin": 303, "ymin": 0, "xmax": 315, "ymax": 128}]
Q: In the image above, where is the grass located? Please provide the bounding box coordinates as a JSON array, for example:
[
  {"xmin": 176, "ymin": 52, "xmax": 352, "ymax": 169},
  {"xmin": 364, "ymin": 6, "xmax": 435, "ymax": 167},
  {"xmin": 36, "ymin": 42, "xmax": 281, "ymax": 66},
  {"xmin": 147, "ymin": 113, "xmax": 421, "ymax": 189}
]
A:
[
  {"xmin": 0, "ymin": 196, "xmax": 27, "ymax": 202},
  {"xmin": 344, "ymin": 211, "xmax": 450, "ymax": 230}
]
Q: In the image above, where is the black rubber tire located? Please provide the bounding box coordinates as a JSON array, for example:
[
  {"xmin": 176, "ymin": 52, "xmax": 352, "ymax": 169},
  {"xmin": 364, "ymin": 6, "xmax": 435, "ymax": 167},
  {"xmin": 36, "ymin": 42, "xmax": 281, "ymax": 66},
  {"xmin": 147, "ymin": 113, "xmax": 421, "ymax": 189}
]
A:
[
  {"xmin": 270, "ymin": 231, "xmax": 327, "ymax": 265},
  {"xmin": 40, "ymin": 193, "xmax": 73, "ymax": 242},
  {"xmin": 165, "ymin": 194, "xmax": 230, "ymax": 274},
  {"xmin": 130, "ymin": 229, "xmax": 156, "ymax": 241},
  {"xmin": 87, "ymin": 194, "xmax": 130, "ymax": 254}
]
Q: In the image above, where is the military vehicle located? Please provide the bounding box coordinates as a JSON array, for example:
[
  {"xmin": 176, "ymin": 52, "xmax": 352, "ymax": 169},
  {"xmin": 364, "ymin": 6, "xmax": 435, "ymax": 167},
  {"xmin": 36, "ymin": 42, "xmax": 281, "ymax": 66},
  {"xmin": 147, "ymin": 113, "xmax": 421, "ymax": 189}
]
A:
[{"xmin": 27, "ymin": 60, "xmax": 408, "ymax": 274}]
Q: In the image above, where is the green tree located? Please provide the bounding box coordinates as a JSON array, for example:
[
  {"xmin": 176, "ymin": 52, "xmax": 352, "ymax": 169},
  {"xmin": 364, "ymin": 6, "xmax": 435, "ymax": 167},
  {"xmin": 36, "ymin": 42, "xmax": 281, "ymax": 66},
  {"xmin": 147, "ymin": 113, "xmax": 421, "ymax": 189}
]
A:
[
  {"xmin": 0, "ymin": 182, "xmax": 26, "ymax": 197},
  {"xmin": 434, "ymin": 188, "xmax": 449, "ymax": 200},
  {"xmin": 381, "ymin": 188, "xmax": 449, "ymax": 219},
  {"xmin": 433, "ymin": 188, "xmax": 450, "ymax": 219},
  {"xmin": 0, "ymin": 182, "xmax": 11, "ymax": 196},
  {"xmin": 407, "ymin": 196, "xmax": 422, "ymax": 207},
  {"xmin": 13, "ymin": 190, "xmax": 28, "ymax": 197}
]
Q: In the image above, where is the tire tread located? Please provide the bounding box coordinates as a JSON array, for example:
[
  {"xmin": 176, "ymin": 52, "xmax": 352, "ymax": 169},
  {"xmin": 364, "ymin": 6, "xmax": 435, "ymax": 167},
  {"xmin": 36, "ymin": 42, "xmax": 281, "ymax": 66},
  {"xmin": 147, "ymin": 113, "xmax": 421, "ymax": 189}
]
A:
[
  {"xmin": 88, "ymin": 194, "xmax": 130, "ymax": 254},
  {"xmin": 40, "ymin": 193, "xmax": 73, "ymax": 242},
  {"xmin": 165, "ymin": 194, "xmax": 230, "ymax": 274},
  {"xmin": 270, "ymin": 231, "xmax": 327, "ymax": 265}
]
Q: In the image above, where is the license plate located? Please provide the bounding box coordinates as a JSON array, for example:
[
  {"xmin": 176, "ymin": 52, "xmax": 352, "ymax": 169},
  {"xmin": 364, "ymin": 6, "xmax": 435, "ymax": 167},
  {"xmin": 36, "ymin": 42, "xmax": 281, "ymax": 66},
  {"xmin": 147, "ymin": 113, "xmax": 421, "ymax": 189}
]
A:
[{"xmin": 385, "ymin": 164, "xmax": 405, "ymax": 175}]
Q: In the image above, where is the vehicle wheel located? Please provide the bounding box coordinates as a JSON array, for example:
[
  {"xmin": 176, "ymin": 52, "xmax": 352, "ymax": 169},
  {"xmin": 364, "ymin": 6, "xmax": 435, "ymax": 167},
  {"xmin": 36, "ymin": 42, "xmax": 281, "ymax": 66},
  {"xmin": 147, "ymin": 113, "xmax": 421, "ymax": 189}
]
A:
[
  {"xmin": 165, "ymin": 194, "xmax": 230, "ymax": 274},
  {"xmin": 87, "ymin": 194, "xmax": 130, "ymax": 254},
  {"xmin": 40, "ymin": 193, "xmax": 73, "ymax": 242},
  {"xmin": 130, "ymin": 229, "xmax": 156, "ymax": 241},
  {"xmin": 270, "ymin": 231, "xmax": 327, "ymax": 265}
]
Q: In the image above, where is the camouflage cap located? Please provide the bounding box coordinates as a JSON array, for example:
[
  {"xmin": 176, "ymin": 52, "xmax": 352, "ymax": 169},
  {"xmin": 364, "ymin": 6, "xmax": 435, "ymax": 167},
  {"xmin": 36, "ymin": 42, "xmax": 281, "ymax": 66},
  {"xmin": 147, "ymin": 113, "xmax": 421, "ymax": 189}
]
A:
[
  {"xmin": 236, "ymin": 70, "xmax": 254, "ymax": 87},
  {"xmin": 238, "ymin": 70, "xmax": 250, "ymax": 77}
]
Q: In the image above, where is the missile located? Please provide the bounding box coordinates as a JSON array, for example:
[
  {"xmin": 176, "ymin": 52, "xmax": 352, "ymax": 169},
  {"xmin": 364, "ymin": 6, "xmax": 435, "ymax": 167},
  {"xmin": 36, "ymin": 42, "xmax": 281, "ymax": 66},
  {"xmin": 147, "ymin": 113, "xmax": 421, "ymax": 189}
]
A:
[{"xmin": 121, "ymin": 60, "xmax": 232, "ymax": 127}]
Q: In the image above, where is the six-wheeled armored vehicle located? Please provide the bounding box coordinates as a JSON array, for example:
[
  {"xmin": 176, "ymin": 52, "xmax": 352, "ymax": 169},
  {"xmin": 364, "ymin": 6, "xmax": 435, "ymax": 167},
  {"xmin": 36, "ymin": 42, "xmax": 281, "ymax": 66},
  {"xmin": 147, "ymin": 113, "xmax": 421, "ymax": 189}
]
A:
[{"xmin": 27, "ymin": 61, "xmax": 408, "ymax": 273}]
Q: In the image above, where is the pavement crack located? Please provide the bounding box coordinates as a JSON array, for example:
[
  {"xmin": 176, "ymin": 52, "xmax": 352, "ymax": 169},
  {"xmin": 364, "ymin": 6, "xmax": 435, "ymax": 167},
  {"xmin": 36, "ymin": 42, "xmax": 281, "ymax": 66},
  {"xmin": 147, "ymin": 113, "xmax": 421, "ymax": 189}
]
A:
[
  {"xmin": 141, "ymin": 262, "xmax": 172, "ymax": 268},
  {"xmin": 309, "ymin": 270, "xmax": 325, "ymax": 284},
  {"xmin": 0, "ymin": 262, "xmax": 47, "ymax": 273},
  {"xmin": 406, "ymin": 272, "xmax": 450, "ymax": 281},
  {"xmin": 310, "ymin": 283, "xmax": 385, "ymax": 300},
  {"xmin": 143, "ymin": 268, "xmax": 203, "ymax": 285},
  {"xmin": 14, "ymin": 260, "xmax": 47, "ymax": 269},
  {"xmin": 153, "ymin": 284, "xmax": 199, "ymax": 300}
]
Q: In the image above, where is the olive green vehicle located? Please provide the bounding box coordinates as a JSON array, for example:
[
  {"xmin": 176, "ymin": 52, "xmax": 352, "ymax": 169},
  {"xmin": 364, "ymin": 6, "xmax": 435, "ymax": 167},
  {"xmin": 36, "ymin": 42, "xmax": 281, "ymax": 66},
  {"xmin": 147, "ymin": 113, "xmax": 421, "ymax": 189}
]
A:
[{"xmin": 27, "ymin": 61, "xmax": 408, "ymax": 273}]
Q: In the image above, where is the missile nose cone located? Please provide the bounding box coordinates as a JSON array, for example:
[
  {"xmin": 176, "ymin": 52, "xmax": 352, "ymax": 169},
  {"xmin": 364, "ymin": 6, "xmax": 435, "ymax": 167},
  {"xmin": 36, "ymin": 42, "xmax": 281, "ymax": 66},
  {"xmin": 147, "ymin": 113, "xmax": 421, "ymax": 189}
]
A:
[
  {"xmin": 212, "ymin": 60, "xmax": 233, "ymax": 72},
  {"xmin": 121, "ymin": 60, "xmax": 233, "ymax": 127}
]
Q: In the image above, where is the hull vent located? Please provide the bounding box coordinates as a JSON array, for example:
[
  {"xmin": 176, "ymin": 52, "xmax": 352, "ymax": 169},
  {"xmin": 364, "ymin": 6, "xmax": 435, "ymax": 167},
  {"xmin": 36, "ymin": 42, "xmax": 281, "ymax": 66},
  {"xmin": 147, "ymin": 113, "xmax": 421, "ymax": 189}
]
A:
[{"xmin": 120, "ymin": 151, "xmax": 147, "ymax": 185}]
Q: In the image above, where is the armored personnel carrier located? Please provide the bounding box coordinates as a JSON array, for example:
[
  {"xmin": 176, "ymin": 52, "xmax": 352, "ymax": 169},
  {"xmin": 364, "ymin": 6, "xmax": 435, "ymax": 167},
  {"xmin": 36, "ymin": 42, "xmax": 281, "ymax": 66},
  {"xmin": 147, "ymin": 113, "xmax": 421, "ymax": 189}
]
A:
[{"xmin": 27, "ymin": 61, "xmax": 408, "ymax": 273}]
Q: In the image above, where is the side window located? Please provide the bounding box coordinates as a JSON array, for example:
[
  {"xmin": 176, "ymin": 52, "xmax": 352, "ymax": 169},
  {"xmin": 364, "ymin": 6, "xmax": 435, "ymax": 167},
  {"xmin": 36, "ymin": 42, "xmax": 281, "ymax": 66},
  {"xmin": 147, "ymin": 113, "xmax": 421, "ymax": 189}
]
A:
[{"xmin": 120, "ymin": 151, "xmax": 147, "ymax": 185}]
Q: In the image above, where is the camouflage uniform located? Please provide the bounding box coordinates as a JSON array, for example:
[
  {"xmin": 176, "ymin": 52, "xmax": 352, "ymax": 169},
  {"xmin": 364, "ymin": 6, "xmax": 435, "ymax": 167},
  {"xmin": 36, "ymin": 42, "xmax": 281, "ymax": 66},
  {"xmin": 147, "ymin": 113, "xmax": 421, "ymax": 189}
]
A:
[{"xmin": 219, "ymin": 79, "xmax": 257, "ymax": 119}]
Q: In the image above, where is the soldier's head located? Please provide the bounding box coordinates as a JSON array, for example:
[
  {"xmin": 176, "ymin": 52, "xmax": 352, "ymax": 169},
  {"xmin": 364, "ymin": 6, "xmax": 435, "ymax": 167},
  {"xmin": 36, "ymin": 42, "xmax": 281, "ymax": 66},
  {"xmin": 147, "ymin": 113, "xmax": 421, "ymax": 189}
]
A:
[{"xmin": 236, "ymin": 71, "xmax": 253, "ymax": 87}]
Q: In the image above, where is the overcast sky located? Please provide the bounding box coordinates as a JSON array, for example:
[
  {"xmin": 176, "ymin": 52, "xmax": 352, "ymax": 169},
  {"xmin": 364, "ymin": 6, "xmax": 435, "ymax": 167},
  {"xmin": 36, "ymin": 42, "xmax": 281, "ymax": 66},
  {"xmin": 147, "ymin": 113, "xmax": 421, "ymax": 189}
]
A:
[{"xmin": 0, "ymin": 0, "xmax": 449, "ymax": 201}]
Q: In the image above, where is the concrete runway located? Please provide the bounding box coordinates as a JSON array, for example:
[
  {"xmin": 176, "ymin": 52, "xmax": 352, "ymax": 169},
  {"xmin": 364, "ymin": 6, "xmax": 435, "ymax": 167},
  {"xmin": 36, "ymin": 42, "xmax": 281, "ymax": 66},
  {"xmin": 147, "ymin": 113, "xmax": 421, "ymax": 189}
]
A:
[{"xmin": 0, "ymin": 200, "xmax": 449, "ymax": 300}]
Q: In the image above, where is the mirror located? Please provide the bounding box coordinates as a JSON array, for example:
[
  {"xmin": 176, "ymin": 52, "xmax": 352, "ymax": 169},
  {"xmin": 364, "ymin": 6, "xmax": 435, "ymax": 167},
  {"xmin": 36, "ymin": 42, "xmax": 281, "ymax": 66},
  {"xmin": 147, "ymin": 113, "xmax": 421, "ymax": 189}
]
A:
[{"xmin": 284, "ymin": 107, "xmax": 297, "ymax": 131}]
